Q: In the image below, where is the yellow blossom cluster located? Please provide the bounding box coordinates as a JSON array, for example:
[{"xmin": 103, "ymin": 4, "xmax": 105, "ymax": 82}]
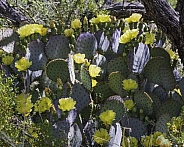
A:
[
  {"xmin": 119, "ymin": 29, "xmax": 139, "ymax": 44},
  {"xmin": 34, "ymin": 97, "xmax": 52, "ymax": 113},
  {"xmin": 145, "ymin": 32, "xmax": 155, "ymax": 44},
  {"xmin": 16, "ymin": 93, "xmax": 33, "ymax": 116},
  {"xmin": 64, "ymin": 28, "xmax": 74, "ymax": 37},
  {"xmin": 18, "ymin": 24, "xmax": 48, "ymax": 38},
  {"xmin": 99, "ymin": 110, "xmax": 116, "ymax": 125},
  {"xmin": 90, "ymin": 14, "xmax": 111, "ymax": 24},
  {"xmin": 58, "ymin": 97, "xmax": 76, "ymax": 111},
  {"xmin": 2, "ymin": 55, "xmax": 14, "ymax": 65},
  {"xmin": 125, "ymin": 13, "xmax": 142, "ymax": 23},
  {"xmin": 94, "ymin": 128, "xmax": 110, "ymax": 145},
  {"xmin": 71, "ymin": 19, "xmax": 82, "ymax": 29},
  {"xmin": 15, "ymin": 57, "xmax": 32, "ymax": 71},
  {"xmin": 122, "ymin": 79, "xmax": 138, "ymax": 91}
]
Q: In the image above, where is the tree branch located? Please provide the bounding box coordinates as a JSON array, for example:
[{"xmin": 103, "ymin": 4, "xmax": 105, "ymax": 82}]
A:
[{"xmin": 0, "ymin": 0, "xmax": 28, "ymax": 26}]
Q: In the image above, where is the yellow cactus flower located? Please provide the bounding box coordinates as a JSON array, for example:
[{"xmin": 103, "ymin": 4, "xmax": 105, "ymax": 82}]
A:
[
  {"xmin": 58, "ymin": 97, "xmax": 76, "ymax": 111},
  {"xmin": 122, "ymin": 79, "xmax": 138, "ymax": 91},
  {"xmin": 145, "ymin": 32, "xmax": 155, "ymax": 44},
  {"xmin": 94, "ymin": 128, "xmax": 110, "ymax": 145},
  {"xmin": 90, "ymin": 17, "xmax": 100, "ymax": 24},
  {"xmin": 34, "ymin": 97, "xmax": 52, "ymax": 113},
  {"xmin": 99, "ymin": 110, "xmax": 116, "ymax": 125},
  {"xmin": 167, "ymin": 49, "xmax": 179, "ymax": 60},
  {"xmin": 119, "ymin": 29, "xmax": 139, "ymax": 44},
  {"xmin": 71, "ymin": 19, "xmax": 82, "ymax": 29},
  {"xmin": 92, "ymin": 79, "xmax": 98, "ymax": 87},
  {"xmin": 64, "ymin": 28, "xmax": 74, "ymax": 37},
  {"xmin": 16, "ymin": 93, "xmax": 33, "ymax": 116},
  {"xmin": 2, "ymin": 55, "xmax": 14, "ymax": 65},
  {"xmin": 73, "ymin": 53, "xmax": 85, "ymax": 64},
  {"xmin": 97, "ymin": 14, "xmax": 111, "ymax": 23},
  {"xmin": 124, "ymin": 99, "xmax": 135, "ymax": 110},
  {"xmin": 15, "ymin": 57, "xmax": 32, "ymax": 71},
  {"xmin": 18, "ymin": 24, "xmax": 48, "ymax": 38},
  {"xmin": 89, "ymin": 65, "xmax": 101, "ymax": 78},
  {"xmin": 125, "ymin": 13, "xmax": 142, "ymax": 23}
]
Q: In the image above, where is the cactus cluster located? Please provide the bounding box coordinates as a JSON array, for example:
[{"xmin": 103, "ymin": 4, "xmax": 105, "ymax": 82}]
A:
[{"xmin": 0, "ymin": 12, "xmax": 183, "ymax": 146}]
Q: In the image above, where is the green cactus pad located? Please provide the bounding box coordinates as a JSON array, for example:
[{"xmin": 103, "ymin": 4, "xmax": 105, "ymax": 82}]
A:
[
  {"xmin": 148, "ymin": 93, "xmax": 161, "ymax": 115},
  {"xmin": 107, "ymin": 57, "xmax": 129, "ymax": 78},
  {"xmin": 92, "ymin": 82, "xmax": 115, "ymax": 103},
  {"xmin": 46, "ymin": 59, "xmax": 69, "ymax": 83},
  {"xmin": 159, "ymin": 66, "xmax": 176, "ymax": 91},
  {"xmin": 155, "ymin": 113, "xmax": 171, "ymax": 133},
  {"xmin": 71, "ymin": 82, "xmax": 91, "ymax": 112},
  {"xmin": 134, "ymin": 92, "xmax": 153, "ymax": 115},
  {"xmin": 156, "ymin": 99, "xmax": 182, "ymax": 118},
  {"xmin": 80, "ymin": 65, "xmax": 92, "ymax": 91},
  {"xmin": 121, "ymin": 117, "xmax": 147, "ymax": 140},
  {"xmin": 172, "ymin": 92, "xmax": 184, "ymax": 105},
  {"xmin": 0, "ymin": 28, "xmax": 19, "ymax": 53},
  {"xmin": 75, "ymin": 32, "xmax": 97, "ymax": 59},
  {"xmin": 150, "ymin": 47, "xmax": 170, "ymax": 61},
  {"xmin": 144, "ymin": 57, "xmax": 176, "ymax": 91},
  {"xmin": 101, "ymin": 95, "xmax": 125, "ymax": 123},
  {"xmin": 45, "ymin": 35, "xmax": 70, "ymax": 59},
  {"xmin": 152, "ymin": 86, "xmax": 168, "ymax": 101},
  {"xmin": 26, "ymin": 41, "xmax": 48, "ymax": 71},
  {"xmin": 108, "ymin": 71, "xmax": 127, "ymax": 98}
]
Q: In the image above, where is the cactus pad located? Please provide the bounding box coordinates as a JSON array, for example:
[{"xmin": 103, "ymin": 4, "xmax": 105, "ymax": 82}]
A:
[
  {"xmin": 26, "ymin": 41, "xmax": 48, "ymax": 71},
  {"xmin": 101, "ymin": 95, "xmax": 125, "ymax": 123},
  {"xmin": 155, "ymin": 113, "xmax": 171, "ymax": 133},
  {"xmin": 45, "ymin": 35, "xmax": 70, "ymax": 59},
  {"xmin": 80, "ymin": 65, "xmax": 92, "ymax": 91},
  {"xmin": 108, "ymin": 71, "xmax": 127, "ymax": 98},
  {"xmin": 152, "ymin": 86, "xmax": 168, "ymax": 102},
  {"xmin": 92, "ymin": 82, "xmax": 115, "ymax": 103},
  {"xmin": 121, "ymin": 117, "xmax": 147, "ymax": 140},
  {"xmin": 46, "ymin": 59, "xmax": 69, "ymax": 83},
  {"xmin": 150, "ymin": 47, "xmax": 170, "ymax": 61},
  {"xmin": 107, "ymin": 57, "xmax": 129, "ymax": 78},
  {"xmin": 71, "ymin": 82, "xmax": 91, "ymax": 112},
  {"xmin": 134, "ymin": 92, "xmax": 153, "ymax": 115},
  {"xmin": 156, "ymin": 99, "xmax": 182, "ymax": 118},
  {"xmin": 75, "ymin": 32, "xmax": 97, "ymax": 59},
  {"xmin": 144, "ymin": 57, "xmax": 176, "ymax": 90}
]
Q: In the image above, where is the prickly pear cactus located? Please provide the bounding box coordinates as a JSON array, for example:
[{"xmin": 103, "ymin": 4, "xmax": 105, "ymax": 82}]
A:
[
  {"xmin": 75, "ymin": 32, "xmax": 97, "ymax": 59},
  {"xmin": 144, "ymin": 57, "xmax": 176, "ymax": 91},
  {"xmin": 134, "ymin": 92, "xmax": 153, "ymax": 115},
  {"xmin": 46, "ymin": 59, "xmax": 69, "ymax": 83},
  {"xmin": 101, "ymin": 95, "xmax": 125, "ymax": 123},
  {"xmin": 45, "ymin": 35, "xmax": 70, "ymax": 59},
  {"xmin": 148, "ymin": 93, "xmax": 162, "ymax": 115},
  {"xmin": 71, "ymin": 82, "xmax": 91, "ymax": 112},
  {"xmin": 80, "ymin": 65, "xmax": 92, "ymax": 91},
  {"xmin": 156, "ymin": 113, "xmax": 171, "ymax": 133},
  {"xmin": 26, "ymin": 40, "xmax": 48, "ymax": 71},
  {"xmin": 108, "ymin": 71, "xmax": 127, "ymax": 97},
  {"xmin": 150, "ymin": 47, "xmax": 170, "ymax": 62},
  {"xmin": 92, "ymin": 81, "xmax": 115, "ymax": 103},
  {"xmin": 156, "ymin": 99, "xmax": 182, "ymax": 118},
  {"xmin": 107, "ymin": 56, "xmax": 129, "ymax": 78},
  {"xmin": 121, "ymin": 117, "xmax": 147, "ymax": 140},
  {"xmin": 0, "ymin": 28, "xmax": 19, "ymax": 53},
  {"xmin": 152, "ymin": 86, "xmax": 168, "ymax": 101}
]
